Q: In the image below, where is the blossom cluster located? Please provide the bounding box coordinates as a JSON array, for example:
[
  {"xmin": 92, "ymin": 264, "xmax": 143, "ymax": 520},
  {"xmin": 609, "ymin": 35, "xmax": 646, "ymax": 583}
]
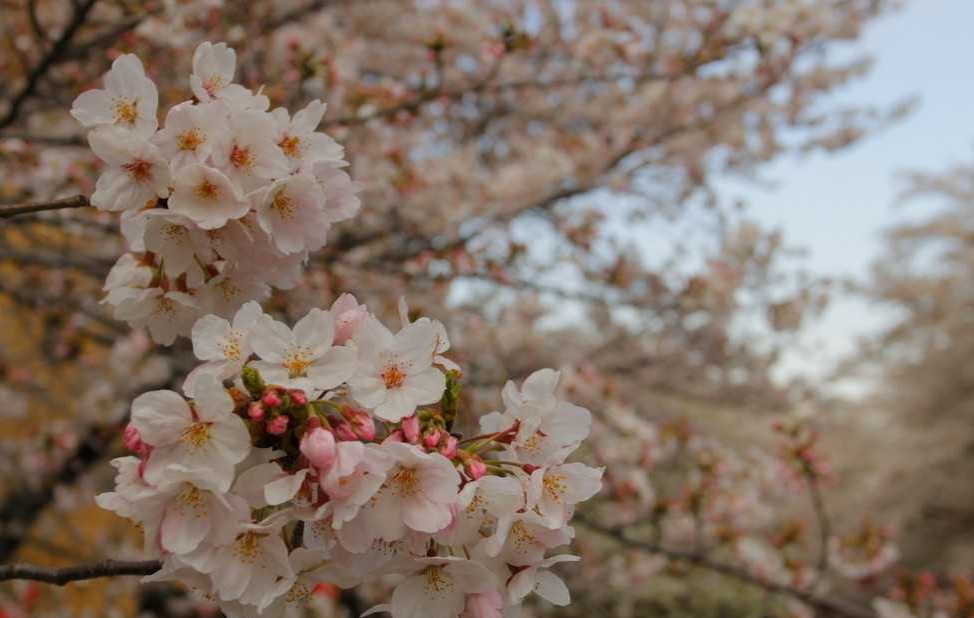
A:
[
  {"xmin": 97, "ymin": 298, "xmax": 603, "ymax": 618},
  {"xmin": 71, "ymin": 42, "xmax": 358, "ymax": 344}
]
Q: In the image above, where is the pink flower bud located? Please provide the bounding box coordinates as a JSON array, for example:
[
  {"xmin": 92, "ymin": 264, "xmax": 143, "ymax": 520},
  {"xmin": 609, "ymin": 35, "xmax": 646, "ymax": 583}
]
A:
[
  {"xmin": 289, "ymin": 389, "xmax": 308, "ymax": 406},
  {"xmin": 402, "ymin": 415, "xmax": 421, "ymax": 443},
  {"xmin": 248, "ymin": 402, "xmax": 266, "ymax": 422},
  {"xmin": 266, "ymin": 415, "xmax": 289, "ymax": 436},
  {"xmin": 300, "ymin": 427, "xmax": 337, "ymax": 469},
  {"xmin": 331, "ymin": 294, "xmax": 368, "ymax": 345},
  {"xmin": 439, "ymin": 435, "xmax": 459, "ymax": 459},
  {"xmin": 123, "ymin": 423, "xmax": 143, "ymax": 453},
  {"xmin": 351, "ymin": 411, "xmax": 376, "ymax": 441},
  {"xmin": 464, "ymin": 455, "xmax": 487, "ymax": 480},
  {"xmin": 423, "ymin": 428, "xmax": 442, "ymax": 448},
  {"xmin": 262, "ymin": 390, "xmax": 282, "ymax": 408},
  {"xmin": 383, "ymin": 429, "xmax": 405, "ymax": 444},
  {"xmin": 334, "ymin": 423, "xmax": 357, "ymax": 441}
]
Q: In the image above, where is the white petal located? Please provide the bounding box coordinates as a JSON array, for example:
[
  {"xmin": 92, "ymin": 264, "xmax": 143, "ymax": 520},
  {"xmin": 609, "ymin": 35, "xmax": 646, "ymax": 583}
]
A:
[
  {"xmin": 131, "ymin": 390, "xmax": 191, "ymax": 444},
  {"xmin": 250, "ymin": 315, "xmax": 292, "ymax": 363},
  {"xmin": 293, "ymin": 308, "xmax": 334, "ymax": 357}
]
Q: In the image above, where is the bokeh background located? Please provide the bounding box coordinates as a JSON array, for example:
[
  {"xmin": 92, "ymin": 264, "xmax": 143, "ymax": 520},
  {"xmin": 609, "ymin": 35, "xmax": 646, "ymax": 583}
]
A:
[{"xmin": 0, "ymin": 1, "xmax": 972, "ymax": 616}]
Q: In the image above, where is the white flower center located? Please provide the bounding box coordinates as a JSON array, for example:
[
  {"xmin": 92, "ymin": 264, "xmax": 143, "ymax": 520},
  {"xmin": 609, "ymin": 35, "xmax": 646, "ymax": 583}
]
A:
[
  {"xmin": 229, "ymin": 144, "xmax": 254, "ymax": 170},
  {"xmin": 542, "ymin": 472, "xmax": 567, "ymax": 502},
  {"xmin": 153, "ymin": 296, "xmax": 177, "ymax": 317},
  {"xmin": 175, "ymin": 484, "xmax": 207, "ymax": 516},
  {"xmin": 271, "ymin": 189, "xmax": 296, "ymax": 219},
  {"xmin": 283, "ymin": 346, "xmax": 313, "ymax": 378},
  {"xmin": 114, "ymin": 97, "xmax": 139, "ymax": 124},
  {"xmin": 380, "ymin": 363, "xmax": 407, "ymax": 389},
  {"xmin": 423, "ymin": 566, "xmax": 454, "ymax": 597},
  {"xmin": 195, "ymin": 178, "xmax": 220, "ymax": 201},
  {"xmin": 279, "ymin": 134, "xmax": 302, "ymax": 158},
  {"xmin": 181, "ymin": 422, "xmax": 212, "ymax": 448},
  {"xmin": 177, "ymin": 128, "xmax": 205, "ymax": 151},
  {"xmin": 203, "ymin": 75, "xmax": 224, "ymax": 97},
  {"xmin": 122, "ymin": 159, "xmax": 153, "ymax": 182},
  {"xmin": 510, "ymin": 521, "xmax": 538, "ymax": 551},
  {"xmin": 390, "ymin": 466, "xmax": 420, "ymax": 497},
  {"xmin": 233, "ymin": 531, "xmax": 262, "ymax": 563},
  {"xmin": 219, "ymin": 331, "xmax": 244, "ymax": 360}
]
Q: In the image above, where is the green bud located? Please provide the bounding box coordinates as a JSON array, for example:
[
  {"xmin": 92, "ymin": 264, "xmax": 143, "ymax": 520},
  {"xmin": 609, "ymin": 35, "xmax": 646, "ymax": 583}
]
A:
[
  {"xmin": 441, "ymin": 370, "xmax": 463, "ymax": 430},
  {"xmin": 241, "ymin": 366, "xmax": 265, "ymax": 398}
]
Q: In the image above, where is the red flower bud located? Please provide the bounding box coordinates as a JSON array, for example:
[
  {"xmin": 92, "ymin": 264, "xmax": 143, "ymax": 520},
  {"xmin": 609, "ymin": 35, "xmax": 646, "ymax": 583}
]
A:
[
  {"xmin": 334, "ymin": 423, "xmax": 356, "ymax": 441},
  {"xmin": 423, "ymin": 428, "xmax": 442, "ymax": 448},
  {"xmin": 464, "ymin": 455, "xmax": 487, "ymax": 480},
  {"xmin": 300, "ymin": 427, "xmax": 337, "ymax": 469},
  {"xmin": 267, "ymin": 415, "xmax": 289, "ymax": 436},
  {"xmin": 289, "ymin": 389, "xmax": 308, "ymax": 406},
  {"xmin": 262, "ymin": 390, "xmax": 282, "ymax": 408},
  {"xmin": 402, "ymin": 415, "xmax": 421, "ymax": 443},
  {"xmin": 439, "ymin": 435, "xmax": 459, "ymax": 459},
  {"xmin": 248, "ymin": 402, "xmax": 266, "ymax": 422}
]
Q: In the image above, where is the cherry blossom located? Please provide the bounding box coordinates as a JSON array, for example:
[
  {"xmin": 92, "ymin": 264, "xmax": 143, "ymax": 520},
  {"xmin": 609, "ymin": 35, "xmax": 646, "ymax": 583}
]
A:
[
  {"xmin": 129, "ymin": 375, "xmax": 250, "ymax": 492},
  {"xmin": 183, "ymin": 301, "xmax": 263, "ymax": 396},
  {"xmin": 89, "ymin": 299, "xmax": 601, "ymax": 618},
  {"xmin": 70, "ymin": 54, "xmax": 158, "ymax": 137},
  {"xmin": 88, "ymin": 127, "xmax": 171, "ymax": 212},
  {"xmin": 249, "ymin": 309, "xmax": 356, "ymax": 392},
  {"xmin": 506, "ymin": 554, "xmax": 580, "ymax": 607},
  {"xmin": 68, "ymin": 41, "xmax": 357, "ymax": 344},
  {"xmin": 270, "ymin": 99, "xmax": 344, "ymax": 172},
  {"xmin": 349, "ymin": 317, "xmax": 447, "ymax": 422},
  {"xmin": 212, "ymin": 107, "xmax": 288, "ymax": 192},
  {"xmin": 253, "ymin": 173, "xmax": 330, "ymax": 254},
  {"xmin": 384, "ymin": 557, "xmax": 498, "ymax": 618},
  {"xmin": 525, "ymin": 461, "xmax": 604, "ymax": 528},
  {"xmin": 168, "ymin": 162, "xmax": 249, "ymax": 229},
  {"xmin": 189, "ymin": 41, "xmax": 240, "ymax": 103},
  {"xmin": 154, "ymin": 101, "xmax": 228, "ymax": 171}
]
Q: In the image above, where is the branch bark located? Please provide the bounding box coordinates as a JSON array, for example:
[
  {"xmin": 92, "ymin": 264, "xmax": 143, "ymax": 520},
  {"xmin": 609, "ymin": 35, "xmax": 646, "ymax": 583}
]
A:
[
  {"xmin": 0, "ymin": 559, "xmax": 160, "ymax": 586},
  {"xmin": 580, "ymin": 517, "xmax": 874, "ymax": 618},
  {"xmin": 0, "ymin": 0, "xmax": 99, "ymax": 130},
  {"xmin": 0, "ymin": 195, "xmax": 90, "ymax": 219},
  {"xmin": 0, "ymin": 376, "xmax": 176, "ymax": 562}
]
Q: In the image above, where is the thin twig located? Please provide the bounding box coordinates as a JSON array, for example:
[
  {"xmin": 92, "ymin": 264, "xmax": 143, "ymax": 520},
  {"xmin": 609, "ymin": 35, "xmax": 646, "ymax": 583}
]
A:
[
  {"xmin": 324, "ymin": 65, "xmax": 712, "ymax": 128},
  {"xmin": 0, "ymin": 195, "xmax": 90, "ymax": 219},
  {"xmin": 579, "ymin": 517, "xmax": 875, "ymax": 618},
  {"xmin": 0, "ymin": 0, "xmax": 99, "ymax": 130},
  {"xmin": 804, "ymin": 462, "xmax": 832, "ymax": 591},
  {"xmin": 0, "ymin": 559, "xmax": 160, "ymax": 586}
]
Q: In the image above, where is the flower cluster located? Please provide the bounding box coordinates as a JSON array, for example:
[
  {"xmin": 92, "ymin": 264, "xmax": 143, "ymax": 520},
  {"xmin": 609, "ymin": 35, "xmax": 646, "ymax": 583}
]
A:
[
  {"xmin": 97, "ymin": 298, "xmax": 602, "ymax": 618},
  {"xmin": 72, "ymin": 42, "xmax": 358, "ymax": 344}
]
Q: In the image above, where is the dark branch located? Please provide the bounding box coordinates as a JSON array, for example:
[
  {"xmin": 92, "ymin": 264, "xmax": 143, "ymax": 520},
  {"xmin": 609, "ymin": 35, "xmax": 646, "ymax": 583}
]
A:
[
  {"xmin": 804, "ymin": 463, "xmax": 832, "ymax": 591},
  {"xmin": 0, "ymin": 195, "xmax": 90, "ymax": 219},
  {"xmin": 0, "ymin": 0, "xmax": 99, "ymax": 130},
  {"xmin": 0, "ymin": 421, "xmax": 122, "ymax": 560},
  {"xmin": 580, "ymin": 517, "xmax": 874, "ymax": 618},
  {"xmin": 0, "ymin": 559, "xmax": 160, "ymax": 586}
]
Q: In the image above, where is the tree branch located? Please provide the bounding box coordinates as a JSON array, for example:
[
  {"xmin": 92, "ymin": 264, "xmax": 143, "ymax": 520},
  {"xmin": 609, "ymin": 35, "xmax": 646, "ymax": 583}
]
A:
[
  {"xmin": 0, "ymin": 375, "xmax": 176, "ymax": 561},
  {"xmin": 324, "ymin": 64, "xmax": 719, "ymax": 128},
  {"xmin": 579, "ymin": 517, "xmax": 874, "ymax": 618},
  {"xmin": 0, "ymin": 0, "xmax": 99, "ymax": 130},
  {"xmin": 0, "ymin": 559, "xmax": 160, "ymax": 586},
  {"xmin": 804, "ymin": 462, "xmax": 832, "ymax": 591},
  {"xmin": 0, "ymin": 195, "xmax": 90, "ymax": 219}
]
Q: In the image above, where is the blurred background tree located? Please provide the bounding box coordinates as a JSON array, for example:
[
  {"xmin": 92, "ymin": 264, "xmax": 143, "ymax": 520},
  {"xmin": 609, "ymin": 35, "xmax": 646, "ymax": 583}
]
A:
[{"xmin": 0, "ymin": 1, "xmax": 969, "ymax": 617}]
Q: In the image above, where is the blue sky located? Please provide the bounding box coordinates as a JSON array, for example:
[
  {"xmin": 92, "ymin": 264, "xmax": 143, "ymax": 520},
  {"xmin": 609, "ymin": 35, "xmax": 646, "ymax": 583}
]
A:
[{"xmin": 725, "ymin": 0, "xmax": 974, "ymax": 391}]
